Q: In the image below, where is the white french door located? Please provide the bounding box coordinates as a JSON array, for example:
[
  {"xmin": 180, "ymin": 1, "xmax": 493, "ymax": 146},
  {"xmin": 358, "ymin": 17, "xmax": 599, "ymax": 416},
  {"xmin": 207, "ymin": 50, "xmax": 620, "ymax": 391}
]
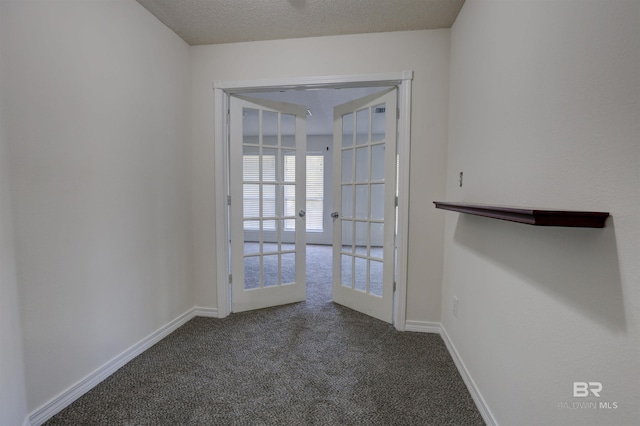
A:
[
  {"xmin": 229, "ymin": 95, "xmax": 307, "ymax": 313},
  {"xmin": 332, "ymin": 88, "xmax": 397, "ymax": 323}
]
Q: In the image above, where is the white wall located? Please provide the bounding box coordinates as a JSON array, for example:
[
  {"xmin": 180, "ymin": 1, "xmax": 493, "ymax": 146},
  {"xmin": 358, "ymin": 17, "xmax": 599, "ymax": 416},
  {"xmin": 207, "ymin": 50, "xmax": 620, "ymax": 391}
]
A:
[
  {"xmin": 1, "ymin": 0, "xmax": 192, "ymax": 413},
  {"xmin": 190, "ymin": 30, "xmax": 451, "ymax": 322},
  {"xmin": 444, "ymin": 1, "xmax": 640, "ymax": 425},
  {"xmin": 0, "ymin": 2, "xmax": 29, "ymax": 421}
]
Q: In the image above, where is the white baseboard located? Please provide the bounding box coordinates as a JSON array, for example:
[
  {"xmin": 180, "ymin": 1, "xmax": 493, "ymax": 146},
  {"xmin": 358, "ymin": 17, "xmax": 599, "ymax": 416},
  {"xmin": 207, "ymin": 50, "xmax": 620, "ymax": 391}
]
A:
[
  {"xmin": 28, "ymin": 307, "xmax": 198, "ymax": 426},
  {"xmin": 193, "ymin": 306, "xmax": 219, "ymax": 317},
  {"xmin": 388, "ymin": 319, "xmax": 497, "ymax": 425},
  {"xmin": 25, "ymin": 307, "xmax": 495, "ymax": 426},
  {"xmin": 440, "ymin": 325, "xmax": 498, "ymax": 426},
  {"xmin": 404, "ymin": 320, "xmax": 442, "ymax": 334}
]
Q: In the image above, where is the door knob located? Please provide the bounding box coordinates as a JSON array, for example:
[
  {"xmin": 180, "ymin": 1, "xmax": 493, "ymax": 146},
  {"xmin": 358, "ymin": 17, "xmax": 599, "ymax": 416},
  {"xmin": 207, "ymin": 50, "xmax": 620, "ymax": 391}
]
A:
[
  {"xmin": 298, "ymin": 210, "xmax": 306, "ymax": 218},
  {"xmin": 331, "ymin": 212, "xmax": 339, "ymax": 218}
]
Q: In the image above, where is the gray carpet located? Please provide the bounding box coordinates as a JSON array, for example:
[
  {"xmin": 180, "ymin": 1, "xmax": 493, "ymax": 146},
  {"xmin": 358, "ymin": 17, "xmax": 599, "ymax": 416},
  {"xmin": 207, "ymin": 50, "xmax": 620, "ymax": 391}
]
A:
[{"xmin": 45, "ymin": 245, "xmax": 484, "ymax": 425}]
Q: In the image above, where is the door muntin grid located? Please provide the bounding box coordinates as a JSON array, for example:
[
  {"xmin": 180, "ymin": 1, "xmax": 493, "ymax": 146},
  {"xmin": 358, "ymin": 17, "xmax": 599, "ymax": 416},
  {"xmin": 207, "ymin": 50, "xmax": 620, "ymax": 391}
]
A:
[
  {"xmin": 242, "ymin": 107, "xmax": 298, "ymax": 290},
  {"xmin": 339, "ymin": 103, "xmax": 387, "ymax": 297}
]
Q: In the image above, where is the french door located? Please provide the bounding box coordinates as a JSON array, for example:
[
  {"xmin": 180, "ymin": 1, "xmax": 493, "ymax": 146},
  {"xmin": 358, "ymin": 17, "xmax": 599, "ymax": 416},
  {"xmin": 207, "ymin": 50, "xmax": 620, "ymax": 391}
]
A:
[
  {"xmin": 229, "ymin": 95, "xmax": 307, "ymax": 313},
  {"xmin": 332, "ymin": 88, "xmax": 397, "ymax": 323}
]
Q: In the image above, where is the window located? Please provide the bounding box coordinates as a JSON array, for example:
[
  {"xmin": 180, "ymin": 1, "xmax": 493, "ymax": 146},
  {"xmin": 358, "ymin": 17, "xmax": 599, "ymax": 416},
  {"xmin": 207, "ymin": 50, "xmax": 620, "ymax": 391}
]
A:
[{"xmin": 284, "ymin": 154, "xmax": 324, "ymax": 232}]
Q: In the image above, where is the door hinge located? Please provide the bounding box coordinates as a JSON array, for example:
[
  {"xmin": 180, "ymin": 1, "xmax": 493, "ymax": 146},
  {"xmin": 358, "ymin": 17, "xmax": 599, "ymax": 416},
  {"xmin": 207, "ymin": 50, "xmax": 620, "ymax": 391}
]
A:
[
  {"xmin": 229, "ymin": 274, "xmax": 232, "ymax": 283},
  {"xmin": 395, "ymin": 196, "xmax": 398, "ymax": 207},
  {"xmin": 397, "ymin": 108, "xmax": 400, "ymax": 120},
  {"xmin": 227, "ymin": 195, "xmax": 231, "ymax": 206},
  {"xmin": 393, "ymin": 281, "xmax": 397, "ymax": 292}
]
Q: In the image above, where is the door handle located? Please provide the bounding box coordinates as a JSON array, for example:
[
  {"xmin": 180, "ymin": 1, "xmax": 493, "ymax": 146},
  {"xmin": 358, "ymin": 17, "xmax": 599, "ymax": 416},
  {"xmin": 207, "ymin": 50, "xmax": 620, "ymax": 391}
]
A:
[
  {"xmin": 298, "ymin": 210, "xmax": 306, "ymax": 218},
  {"xmin": 331, "ymin": 212, "xmax": 339, "ymax": 219}
]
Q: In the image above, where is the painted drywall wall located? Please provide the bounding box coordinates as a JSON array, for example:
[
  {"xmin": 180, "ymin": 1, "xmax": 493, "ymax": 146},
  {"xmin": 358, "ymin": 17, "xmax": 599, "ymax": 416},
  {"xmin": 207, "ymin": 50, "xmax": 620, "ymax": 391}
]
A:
[
  {"xmin": 0, "ymin": 3, "xmax": 29, "ymax": 421},
  {"xmin": 1, "ymin": 0, "xmax": 192, "ymax": 413},
  {"xmin": 190, "ymin": 30, "xmax": 450, "ymax": 323},
  {"xmin": 444, "ymin": 1, "xmax": 640, "ymax": 425}
]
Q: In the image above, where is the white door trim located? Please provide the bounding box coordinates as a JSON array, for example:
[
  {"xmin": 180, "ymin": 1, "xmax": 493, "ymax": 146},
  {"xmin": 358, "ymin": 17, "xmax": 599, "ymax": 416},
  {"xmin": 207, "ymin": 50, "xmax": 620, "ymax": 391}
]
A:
[
  {"xmin": 214, "ymin": 88, "xmax": 231, "ymax": 318},
  {"xmin": 214, "ymin": 71, "xmax": 413, "ymax": 92},
  {"xmin": 214, "ymin": 71, "xmax": 413, "ymax": 330},
  {"xmin": 394, "ymin": 77, "xmax": 412, "ymax": 331}
]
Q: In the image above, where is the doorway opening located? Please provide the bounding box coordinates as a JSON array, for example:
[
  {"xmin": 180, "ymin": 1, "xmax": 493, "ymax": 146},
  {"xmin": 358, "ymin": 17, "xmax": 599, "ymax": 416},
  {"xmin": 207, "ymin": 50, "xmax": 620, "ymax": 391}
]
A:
[
  {"xmin": 214, "ymin": 72, "xmax": 413, "ymax": 330},
  {"xmin": 243, "ymin": 87, "xmax": 392, "ymax": 305}
]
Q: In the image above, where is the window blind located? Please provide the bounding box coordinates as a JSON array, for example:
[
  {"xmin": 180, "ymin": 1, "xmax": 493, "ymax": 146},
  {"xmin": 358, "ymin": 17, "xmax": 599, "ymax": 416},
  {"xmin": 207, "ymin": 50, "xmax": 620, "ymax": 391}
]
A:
[
  {"xmin": 284, "ymin": 154, "xmax": 324, "ymax": 232},
  {"xmin": 243, "ymin": 153, "xmax": 324, "ymax": 233}
]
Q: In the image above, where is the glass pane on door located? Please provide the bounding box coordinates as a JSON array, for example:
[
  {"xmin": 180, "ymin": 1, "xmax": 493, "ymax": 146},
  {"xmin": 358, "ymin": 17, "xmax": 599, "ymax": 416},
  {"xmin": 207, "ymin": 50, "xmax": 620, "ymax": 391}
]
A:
[
  {"xmin": 241, "ymin": 107, "xmax": 300, "ymax": 291},
  {"xmin": 338, "ymin": 101, "xmax": 389, "ymax": 298}
]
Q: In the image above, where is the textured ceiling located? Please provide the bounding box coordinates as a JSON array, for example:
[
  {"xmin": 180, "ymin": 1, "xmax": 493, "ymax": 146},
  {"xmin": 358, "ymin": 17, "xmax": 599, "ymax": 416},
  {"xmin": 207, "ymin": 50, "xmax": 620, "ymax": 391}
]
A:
[{"xmin": 135, "ymin": 0, "xmax": 466, "ymax": 46}]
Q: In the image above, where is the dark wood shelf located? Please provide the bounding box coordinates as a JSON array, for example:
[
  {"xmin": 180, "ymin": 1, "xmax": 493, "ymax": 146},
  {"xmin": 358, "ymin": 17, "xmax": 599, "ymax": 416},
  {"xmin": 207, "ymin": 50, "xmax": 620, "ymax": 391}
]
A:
[{"xmin": 433, "ymin": 201, "xmax": 609, "ymax": 228}]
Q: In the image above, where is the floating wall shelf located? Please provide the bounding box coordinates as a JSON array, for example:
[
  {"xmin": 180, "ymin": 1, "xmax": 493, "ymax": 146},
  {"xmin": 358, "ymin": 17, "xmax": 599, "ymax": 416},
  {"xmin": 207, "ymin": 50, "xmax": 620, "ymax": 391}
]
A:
[{"xmin": 433, "ymin": 202, "xmax": 609, "ymax": 228}]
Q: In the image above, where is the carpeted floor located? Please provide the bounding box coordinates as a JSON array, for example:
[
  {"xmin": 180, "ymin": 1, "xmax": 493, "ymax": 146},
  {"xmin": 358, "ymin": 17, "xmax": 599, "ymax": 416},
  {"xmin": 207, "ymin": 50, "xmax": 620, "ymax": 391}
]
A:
[{"xmin": 45, "ymin": 245, "xmax": 484, "ymax": 425}]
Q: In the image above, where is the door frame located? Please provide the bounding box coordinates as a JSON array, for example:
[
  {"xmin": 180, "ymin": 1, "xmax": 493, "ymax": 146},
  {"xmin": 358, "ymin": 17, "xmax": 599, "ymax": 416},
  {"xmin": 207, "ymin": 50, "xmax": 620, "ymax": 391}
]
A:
[{"xmin": 213, "ymin": 71, "xmax": 413, "ymax": 331}]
